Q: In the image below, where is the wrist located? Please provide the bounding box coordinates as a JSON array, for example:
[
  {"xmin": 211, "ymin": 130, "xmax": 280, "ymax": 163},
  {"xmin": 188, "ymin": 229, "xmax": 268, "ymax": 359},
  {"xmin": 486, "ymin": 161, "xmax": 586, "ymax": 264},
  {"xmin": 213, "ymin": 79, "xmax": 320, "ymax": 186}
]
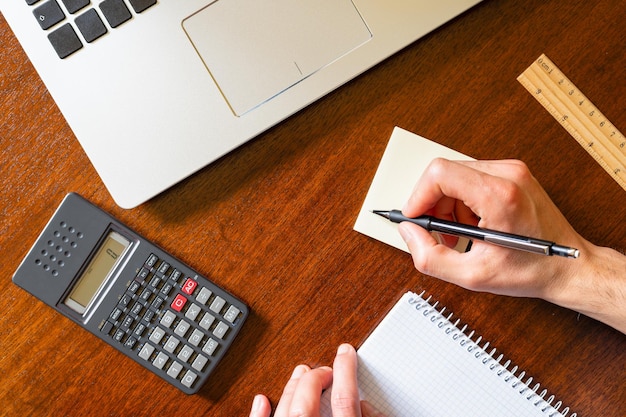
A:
[{"xmin": 548, "ymin": 241, "xmax": 626, "ymax": 334}]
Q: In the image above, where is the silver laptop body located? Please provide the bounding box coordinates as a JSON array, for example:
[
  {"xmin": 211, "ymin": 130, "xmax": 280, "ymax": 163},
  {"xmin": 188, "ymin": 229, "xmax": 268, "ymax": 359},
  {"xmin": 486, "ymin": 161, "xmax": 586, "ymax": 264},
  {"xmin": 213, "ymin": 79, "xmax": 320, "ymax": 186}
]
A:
[{"xmin": 1, "ymin": 0, "xmax": 482, "ymax": 208}]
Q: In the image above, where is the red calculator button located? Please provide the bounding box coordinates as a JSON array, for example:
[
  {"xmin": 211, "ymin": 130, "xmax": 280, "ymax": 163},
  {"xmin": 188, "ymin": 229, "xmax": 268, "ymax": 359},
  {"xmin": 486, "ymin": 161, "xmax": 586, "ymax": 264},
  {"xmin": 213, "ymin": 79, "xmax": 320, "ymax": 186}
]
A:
[
  {"xmin": 171, "ymin": 294, "xmax": 187, "ymax": 312},
  {"xmin": 182, "ymin": 278, "xmax": 198, "ymax": 295}
]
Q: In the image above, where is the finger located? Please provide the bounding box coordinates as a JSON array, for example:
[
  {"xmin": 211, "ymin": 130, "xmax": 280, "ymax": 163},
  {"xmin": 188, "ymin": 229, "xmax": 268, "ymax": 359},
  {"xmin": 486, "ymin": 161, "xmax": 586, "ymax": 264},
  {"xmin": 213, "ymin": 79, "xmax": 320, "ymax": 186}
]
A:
[
  {"xmin": 249, "ymin": 394, "xmax": 272, "ymax": 417},
  {"xmin": 454, "ymin": 198, "xmax": 479, "ymax": 226},
  {"xmin": 455, "ymin": 159, "xmax": 529, "ymax": 179},
  {"xmin": 331, "ymin": 344, "xmax": 361, "ymax": 417},
  {"xmin": 285, "ymin": 366, "xmax": 333, "ymax": 417},
  {"xmin": 403, "ymin": 158, "xmax": 483, "ymax": 218},
  {"xmin": 399, "ymin": 220, "xmax": 532, "ymax": 294},
  {"xmin": 398, "ymin": 221, "xmax": 483, "ymax": 280},
  {"xmin": 403, "ymin": 159, "xmax": 526, "ymax": 221},
  {"xmin": 274, "ymin": 365, "xmax": 310, "ymax": 417}
]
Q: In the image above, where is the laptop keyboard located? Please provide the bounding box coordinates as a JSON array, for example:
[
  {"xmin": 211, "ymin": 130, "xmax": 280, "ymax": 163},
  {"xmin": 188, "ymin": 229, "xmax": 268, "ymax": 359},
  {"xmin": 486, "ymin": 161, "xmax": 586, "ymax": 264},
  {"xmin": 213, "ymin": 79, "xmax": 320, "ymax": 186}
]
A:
[{"xmin": 29, "ymin": 0, "xmax": 157, "ymax": 59}]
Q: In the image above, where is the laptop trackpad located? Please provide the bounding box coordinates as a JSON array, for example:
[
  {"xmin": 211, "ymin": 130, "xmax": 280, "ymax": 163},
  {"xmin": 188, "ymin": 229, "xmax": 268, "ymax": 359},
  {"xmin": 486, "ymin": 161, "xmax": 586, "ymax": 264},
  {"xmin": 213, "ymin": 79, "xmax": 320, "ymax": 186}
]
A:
[{"xmin": 183, "ymin": 0, "xmax": 372, "ymax": 116}]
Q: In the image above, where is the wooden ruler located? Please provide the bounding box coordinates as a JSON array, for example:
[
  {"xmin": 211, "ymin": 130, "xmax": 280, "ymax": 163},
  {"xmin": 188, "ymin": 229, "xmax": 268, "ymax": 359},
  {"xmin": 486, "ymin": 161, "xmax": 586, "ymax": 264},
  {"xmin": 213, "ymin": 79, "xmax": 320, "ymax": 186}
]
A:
[{"xmin": 518, "ymin": 53, "xmax": 626, "ymax": 191}]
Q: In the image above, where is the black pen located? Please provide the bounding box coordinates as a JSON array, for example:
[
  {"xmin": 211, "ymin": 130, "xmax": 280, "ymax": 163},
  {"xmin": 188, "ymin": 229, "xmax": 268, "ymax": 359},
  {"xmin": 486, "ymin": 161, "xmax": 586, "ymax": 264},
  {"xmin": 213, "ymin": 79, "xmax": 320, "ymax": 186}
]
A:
[{"xmin": 373, "ymin": 210, "xmax": 579, "ymax": 259}]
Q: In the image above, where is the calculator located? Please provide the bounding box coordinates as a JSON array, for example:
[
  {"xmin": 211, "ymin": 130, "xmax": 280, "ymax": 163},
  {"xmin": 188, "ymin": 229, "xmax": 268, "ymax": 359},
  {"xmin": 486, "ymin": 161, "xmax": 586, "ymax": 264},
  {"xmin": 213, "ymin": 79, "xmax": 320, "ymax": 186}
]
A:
[{"xmin": 12, "ymin": 193, "xmax": 248, "ymax": 394}]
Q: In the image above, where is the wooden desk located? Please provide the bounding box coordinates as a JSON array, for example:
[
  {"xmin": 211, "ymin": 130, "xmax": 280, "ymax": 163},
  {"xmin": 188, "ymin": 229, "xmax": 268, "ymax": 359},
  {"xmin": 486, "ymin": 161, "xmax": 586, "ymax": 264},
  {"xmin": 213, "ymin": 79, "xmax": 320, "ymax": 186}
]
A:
[{"xmin": 1, "ymin": 1, "xmax": 624, "ymax": 415}]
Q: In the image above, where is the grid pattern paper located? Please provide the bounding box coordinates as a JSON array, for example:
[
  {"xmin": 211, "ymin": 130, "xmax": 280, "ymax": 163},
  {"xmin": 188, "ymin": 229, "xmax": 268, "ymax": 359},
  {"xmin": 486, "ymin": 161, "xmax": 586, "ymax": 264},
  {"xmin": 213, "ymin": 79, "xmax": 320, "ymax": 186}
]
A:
[{"xmin": 320, "ymin": 292, "xmax": 573, "ymax": 417}]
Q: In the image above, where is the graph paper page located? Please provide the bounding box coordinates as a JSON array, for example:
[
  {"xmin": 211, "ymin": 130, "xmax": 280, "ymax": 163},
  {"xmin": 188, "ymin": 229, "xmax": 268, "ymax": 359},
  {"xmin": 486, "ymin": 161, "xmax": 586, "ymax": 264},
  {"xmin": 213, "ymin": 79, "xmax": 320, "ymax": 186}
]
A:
[{"xmin": 320, "ymin": 292, "xmax": 567, "ymax": 417}]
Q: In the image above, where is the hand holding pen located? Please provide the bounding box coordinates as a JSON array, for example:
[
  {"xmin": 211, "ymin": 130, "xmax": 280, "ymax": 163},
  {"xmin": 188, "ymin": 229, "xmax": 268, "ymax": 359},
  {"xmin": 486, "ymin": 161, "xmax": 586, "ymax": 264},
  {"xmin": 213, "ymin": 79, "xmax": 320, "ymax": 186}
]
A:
[{"xmin": 396, "ymin": 158, "xmax": 626, "ymax": 333}]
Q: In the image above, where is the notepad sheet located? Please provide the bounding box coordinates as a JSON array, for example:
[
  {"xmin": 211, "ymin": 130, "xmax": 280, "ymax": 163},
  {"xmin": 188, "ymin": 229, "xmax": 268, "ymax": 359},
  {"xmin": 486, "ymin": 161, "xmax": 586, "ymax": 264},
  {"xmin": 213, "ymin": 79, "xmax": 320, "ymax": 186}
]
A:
[
  {"xmin": 354, "ymin": 126, "xmax": 473, "ymax": 253},
  {"xmin": 320, "ymin": 292, "xmax": 568, "ymax": 417}
]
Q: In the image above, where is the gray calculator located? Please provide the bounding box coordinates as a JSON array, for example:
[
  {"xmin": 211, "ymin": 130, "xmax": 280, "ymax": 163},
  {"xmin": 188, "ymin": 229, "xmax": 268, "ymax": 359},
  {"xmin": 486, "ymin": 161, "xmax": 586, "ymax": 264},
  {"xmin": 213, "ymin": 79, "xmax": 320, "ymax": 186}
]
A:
[{"xmin": 13, "ymin": 193, "xmax": 248, "ymax": 394}]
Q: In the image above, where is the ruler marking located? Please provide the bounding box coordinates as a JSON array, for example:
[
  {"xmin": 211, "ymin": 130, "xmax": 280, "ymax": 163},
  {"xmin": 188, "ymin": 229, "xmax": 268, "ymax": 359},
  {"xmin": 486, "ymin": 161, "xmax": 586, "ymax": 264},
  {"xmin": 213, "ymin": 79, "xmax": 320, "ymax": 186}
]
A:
[
  {"xmin": 518, "ymin": 54, "xmax": 626, "ymax": 191},
  {"xmin": 526, "ymin": 67, "xmax": 621, "ymax": 169}
]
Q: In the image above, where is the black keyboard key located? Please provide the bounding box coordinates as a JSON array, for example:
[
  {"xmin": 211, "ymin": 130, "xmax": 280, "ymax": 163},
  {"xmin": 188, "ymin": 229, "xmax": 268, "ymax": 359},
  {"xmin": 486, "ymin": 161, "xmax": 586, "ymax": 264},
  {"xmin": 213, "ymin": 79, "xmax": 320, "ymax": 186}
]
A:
[
  {"xmin": 75, "ymin": 8, "xmax": 107, "ymax": 43},
  {"xmin": 26, "ymin": 0, "xmax": 41, "ymax": 5},
  {"xmin": 48, "ymin": 23, "xmax": 82, "ymax": 58},
  {"xmin": 33, "ymin": 0, "xmax": 65, "ymax": 30},
  {"xmin": 61, "ymin": 0, "xmax": 90, "ymax": 14},
  {"xmin": 99, "ymin": 0, "xmax": 132, "ymax": 28},
  {"xmin": 128, "ymin": 0, "xmax": 156, "ymax": 14}
]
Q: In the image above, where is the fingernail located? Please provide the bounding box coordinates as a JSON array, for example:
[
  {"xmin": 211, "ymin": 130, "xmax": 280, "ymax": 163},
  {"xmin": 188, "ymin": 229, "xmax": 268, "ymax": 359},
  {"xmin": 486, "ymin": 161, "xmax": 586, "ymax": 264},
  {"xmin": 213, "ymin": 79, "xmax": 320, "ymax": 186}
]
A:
[
  {"xmin": 398, "ymin": 222, "xmax": 414, "ymax": 243},
  {"xmin": 251, "ymin": 394, "xmax": 264, "ymax": 413},
  {"xmin": 291, "ymin": 364, "xmax": 309, "ymax": 379},
  {"xmin": 337, "ymin": 343, "xmax": 353, "ymax": 355}
]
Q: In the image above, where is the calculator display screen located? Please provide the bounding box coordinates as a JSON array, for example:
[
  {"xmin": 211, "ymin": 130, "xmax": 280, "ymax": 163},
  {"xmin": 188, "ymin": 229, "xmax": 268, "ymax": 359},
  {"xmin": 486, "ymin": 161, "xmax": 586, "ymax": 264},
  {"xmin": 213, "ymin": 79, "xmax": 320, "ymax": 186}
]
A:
[{"xmin": 64, "ymin": 231, "xmax": 130, "ymax": 315}]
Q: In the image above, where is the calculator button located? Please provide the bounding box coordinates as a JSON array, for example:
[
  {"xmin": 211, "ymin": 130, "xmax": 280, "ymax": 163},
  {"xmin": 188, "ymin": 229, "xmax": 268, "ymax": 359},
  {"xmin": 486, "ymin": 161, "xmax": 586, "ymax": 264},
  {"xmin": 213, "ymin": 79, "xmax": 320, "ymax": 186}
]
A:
[
  {"xmin": 196, "ymin": 287, "xmax": 212, "ymax": 305},
  {"xmin": 212, "ymin": 321, "xmax": 229, "ymax": 339},
  {"xmin": 171, "ymin": 294, "xmax": 187, "ymax": 312},
  {"xmin": 140, "ymin": 288, "xmax": 152, "ymax": 302},
  {"xmin": 145, "ymin": 254, "xmax": 158, "ymax": 268},
  {"xmin": 160, "ymin": 311, "xmax": 176, "ymax": 328},
  {"xmin": 151, "ymin": 296, "xmax": 164, "ymax": 310},
  {"xmin": 119, "ymin": 294, "xmax": 132, "ymax": 307},
  {"xmin": 101, "ymin": 320, "xmax": 114, "ymax": 335},
  {"xmin": 142, "ymin": 308, "xmax": 155, "ymax": 323},
  {"xmin": 110, "ymin": 307, "xmax": 123, "ymax": 321},
  {"xmin": 163, "ymin": 336, "xmax": 180, "ymax": 353},
  {"xmin": 137, "ymin": 267, "xmax": 150, "ymax": 282},
  {"xmin": 169, "ymin": 269, "xmax": 182, "ymax": 283},
  {"xmin": 185, "ymin": 303, "xmax": 201, "ymax": 321},
  {"xmin": 188, "ymin": 329, "xmax": 204, "ymax": 347},
  {"xmin": 160, "ymin": 282, "xmax": 173, "ymax": 296},
  {"xmin": 182, "ymin": 278, "xmax": 197, "ymax": 295},
  {"xmin": 191, "ymin": 354, "xmax": 208, "ymax": 372},
  {"xmin": 113, "ymin": 329, "xmax": 125, "ymax": 342},
  {"xmin": 157, "ymin": 261, "xmax": 170, "ymax": 276},
  {"xmin": 177, "ymin": 345, "xmax": 194, "ymax": 363},
  {"xmin": 224, "ymin": 305, "xmax": 241, "ymax": 323},
  {"xmin": 149, "ymin": 326, "xmax": 166, "ymax": 344},
  {"xmin": 133, "ymin": 322, "xmax": 146, "ymax": 337},
  {"xmin": 209, "ymin": 296, "xmax": 226, "ymax": 314},
  {"xmin": 138, "ymin": 343, "xmax": 155, "ymax": 360},
  {"xmin": 131, "ymin": 302, "xmax": 143, "ymax": 316},
  {"xmin": 174, "ymin": 320, "xmax": 191, "ymax": 337},
  {"xmin": 149, "ymin": 275, "xmax": 162, "ymax": 289},
  {"xmin": 153, "ymin": 352, "xmax": 168, "ymax": 370},
  {"xmin": 202, "ymin": 338, "xmax": 218, "ymax": 356},
  {"xmin": 181, "ymin": 370, "xmax": 198, "ymax": 388},
  {"xmin": 124, "ymin": 336, "xmax": 137, "ymax": 349},
  {"xmin": 120, "ymin": 315, "xmax": 134, "ymax": 331},
  {"xmin": 167, "ymin": 361, "xmax": 183, "ymax": 379},
  {"xmin": 199, "ymin": 312, "xmax": 215, "ymax": 330},
  {"xmin": 128, "ymin": 280, "xmax": 141, "ymax": 294}
]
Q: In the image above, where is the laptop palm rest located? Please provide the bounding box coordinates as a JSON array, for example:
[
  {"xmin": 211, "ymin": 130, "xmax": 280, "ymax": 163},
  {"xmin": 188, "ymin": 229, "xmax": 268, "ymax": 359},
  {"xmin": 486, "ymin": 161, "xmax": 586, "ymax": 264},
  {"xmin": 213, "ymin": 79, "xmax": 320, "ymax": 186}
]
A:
[{"xmin": 183, "ymin": 0, "xmax": 372, "ymax": 116}]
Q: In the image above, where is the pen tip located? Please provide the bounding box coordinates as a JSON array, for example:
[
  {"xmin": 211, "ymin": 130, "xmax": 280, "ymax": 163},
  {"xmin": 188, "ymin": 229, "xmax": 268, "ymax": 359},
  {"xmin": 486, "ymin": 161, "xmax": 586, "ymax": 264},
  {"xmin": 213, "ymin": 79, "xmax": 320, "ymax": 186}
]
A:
[{"xmin": 372, "ymin": 210, "xmax": 390, "ymax": 219}]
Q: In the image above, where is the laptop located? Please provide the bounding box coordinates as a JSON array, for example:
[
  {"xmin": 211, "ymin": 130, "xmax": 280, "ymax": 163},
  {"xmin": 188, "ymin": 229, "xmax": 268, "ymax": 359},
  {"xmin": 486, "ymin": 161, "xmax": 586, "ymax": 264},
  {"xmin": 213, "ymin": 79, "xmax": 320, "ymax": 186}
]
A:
[{"xmin": 1, "ymin": 0, "xmax": 483, "ymax": 208}]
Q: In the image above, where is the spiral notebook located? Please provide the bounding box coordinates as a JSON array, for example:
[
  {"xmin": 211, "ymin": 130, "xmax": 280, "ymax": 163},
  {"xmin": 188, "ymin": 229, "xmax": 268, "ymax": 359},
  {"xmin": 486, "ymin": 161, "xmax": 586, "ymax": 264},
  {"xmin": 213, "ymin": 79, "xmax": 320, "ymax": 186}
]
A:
[{"xmin": 321, "ymin": 291, "xmax": 576, "ymax": 416}]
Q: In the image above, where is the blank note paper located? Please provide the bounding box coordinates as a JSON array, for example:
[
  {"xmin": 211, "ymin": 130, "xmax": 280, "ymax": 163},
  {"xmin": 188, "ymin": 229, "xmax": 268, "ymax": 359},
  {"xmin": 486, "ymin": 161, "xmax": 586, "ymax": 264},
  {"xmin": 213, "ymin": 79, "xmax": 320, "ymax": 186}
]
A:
[
  {"xmin": 320, "ymin": 292, "xmax": 574, "ymax": 417},
  {"xmin": 354, "ymin": 127, "xmax": 473, "ymax": 253}
]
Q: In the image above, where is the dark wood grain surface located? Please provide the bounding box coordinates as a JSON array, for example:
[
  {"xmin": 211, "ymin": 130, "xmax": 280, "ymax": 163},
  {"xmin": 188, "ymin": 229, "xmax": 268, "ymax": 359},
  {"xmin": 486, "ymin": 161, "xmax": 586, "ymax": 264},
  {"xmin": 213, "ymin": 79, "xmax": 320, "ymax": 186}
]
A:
[{"xmin": 1, "ymin": 1, "xmax": 624, "ymax": 415}]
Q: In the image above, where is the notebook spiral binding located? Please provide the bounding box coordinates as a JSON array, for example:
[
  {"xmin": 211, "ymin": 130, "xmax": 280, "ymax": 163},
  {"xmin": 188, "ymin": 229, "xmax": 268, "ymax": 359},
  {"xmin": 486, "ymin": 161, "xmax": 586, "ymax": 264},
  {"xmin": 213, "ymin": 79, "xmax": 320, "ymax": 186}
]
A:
[{"xmin": 410, "ymin": 291, "xmax": 577, "ymax": 417}]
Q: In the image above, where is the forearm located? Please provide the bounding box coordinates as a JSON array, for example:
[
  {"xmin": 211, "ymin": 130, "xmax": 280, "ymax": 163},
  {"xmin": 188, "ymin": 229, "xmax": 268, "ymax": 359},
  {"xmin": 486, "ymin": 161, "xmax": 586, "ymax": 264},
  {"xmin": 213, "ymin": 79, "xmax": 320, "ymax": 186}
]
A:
[{"xmin": 548, "ymin": 242, "xmax": 626, "ymax": 334}]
